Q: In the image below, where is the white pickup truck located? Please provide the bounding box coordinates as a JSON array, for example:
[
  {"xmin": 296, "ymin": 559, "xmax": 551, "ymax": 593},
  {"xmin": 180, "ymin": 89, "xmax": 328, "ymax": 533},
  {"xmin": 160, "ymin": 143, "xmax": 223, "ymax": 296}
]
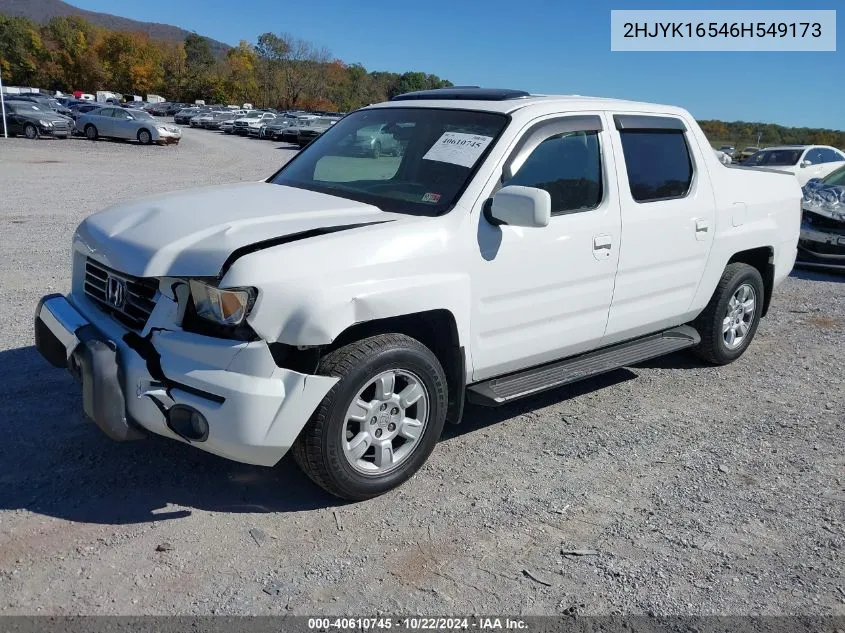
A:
[{"xmin": 35, "ymin": 88, "xmax": 801, "ymax": 500}]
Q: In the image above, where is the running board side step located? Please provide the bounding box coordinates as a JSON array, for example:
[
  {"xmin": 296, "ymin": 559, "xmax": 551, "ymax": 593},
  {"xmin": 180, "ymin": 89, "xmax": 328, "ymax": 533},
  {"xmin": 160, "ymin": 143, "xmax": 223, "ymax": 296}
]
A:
[{"xmin": 467, "ymin": 325, "xmax": 700, "ymax": 406}]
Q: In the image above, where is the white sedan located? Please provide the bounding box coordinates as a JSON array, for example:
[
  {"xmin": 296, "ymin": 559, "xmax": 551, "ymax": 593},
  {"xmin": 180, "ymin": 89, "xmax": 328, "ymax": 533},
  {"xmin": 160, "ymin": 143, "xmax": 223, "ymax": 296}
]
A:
[{"xmin": 742, "ymin": 145, "xmax": 845, "ymax": 185}]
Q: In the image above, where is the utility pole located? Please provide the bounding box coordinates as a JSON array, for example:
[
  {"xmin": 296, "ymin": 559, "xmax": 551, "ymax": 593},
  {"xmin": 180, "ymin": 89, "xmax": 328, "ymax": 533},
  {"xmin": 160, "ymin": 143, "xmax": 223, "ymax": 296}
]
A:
[{"xmin": 0, "ymin": 65, "xmax": 7, "ymax": 139}]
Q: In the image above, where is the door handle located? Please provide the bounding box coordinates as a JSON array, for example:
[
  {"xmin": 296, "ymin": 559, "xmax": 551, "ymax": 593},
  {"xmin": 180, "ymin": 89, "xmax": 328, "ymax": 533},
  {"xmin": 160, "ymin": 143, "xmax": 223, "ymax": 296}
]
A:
[
  {"xmin": 592, "ymin": 235, "xmax": 612, "ymax": 260},
  {"xmin": 695, "ymin": 219, "xmax": 709, "ymax": 233}
]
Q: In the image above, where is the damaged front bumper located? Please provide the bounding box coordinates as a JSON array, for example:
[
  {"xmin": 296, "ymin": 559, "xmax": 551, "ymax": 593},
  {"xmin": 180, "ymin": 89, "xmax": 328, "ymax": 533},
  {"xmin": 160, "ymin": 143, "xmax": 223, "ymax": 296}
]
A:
[
  {"xmin": 797, "ymin": 209, "xmax": 845, "ymax": 271},
  {"xmin": 34, "ymin": 293, "xmax": 337, "ymax": 466}
]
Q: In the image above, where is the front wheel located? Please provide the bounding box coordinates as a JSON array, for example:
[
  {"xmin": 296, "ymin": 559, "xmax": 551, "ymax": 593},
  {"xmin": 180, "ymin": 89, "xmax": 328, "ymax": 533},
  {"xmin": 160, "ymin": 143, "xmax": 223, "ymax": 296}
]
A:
[
  {"xmin": 24, "ymin": 124, "xmax": 39, "ymax": 140},
  {"xmin": 137, "ymin": 128, "xmax": 153, "ymax": 145},
  {"xmin": 293, "ymin": 334, "xmax": 448, "ymax": 501},
  {"xmin": 691, "ymin": 263, "xmax": 765, "ymax": 365}
]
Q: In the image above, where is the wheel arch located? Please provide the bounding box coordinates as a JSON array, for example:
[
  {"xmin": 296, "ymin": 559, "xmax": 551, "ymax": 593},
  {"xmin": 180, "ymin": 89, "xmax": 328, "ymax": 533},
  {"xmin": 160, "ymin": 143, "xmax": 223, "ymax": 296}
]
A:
[
  {"xmin": 271, "ymin": 309, "xmax": 466, "ymax": 425},
  {"xmin": 727, "ymin": 246, "xmax": 775, "ymax": 317}
]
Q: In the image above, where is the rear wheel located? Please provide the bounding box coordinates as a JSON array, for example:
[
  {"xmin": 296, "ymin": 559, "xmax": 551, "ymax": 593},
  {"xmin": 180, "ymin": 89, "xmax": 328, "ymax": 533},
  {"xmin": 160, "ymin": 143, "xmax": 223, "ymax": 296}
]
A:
[
  {"xmin": 137, "ymin": 128, "xmax": 153, "ymax": 145},
  {"xmin": 85, "ymin": 125, "xmax": 98, "ymax": 141},
  {"xmin": 691, "ymin": 263, "xmax": 764, "ymax": 365},
  {"xmin": 24, "ymin": 124, "xmax": 38, "ymax": 140},
  {"xmin": 293, "ymin": 334, "xmax": 448, "ymax": 501}
]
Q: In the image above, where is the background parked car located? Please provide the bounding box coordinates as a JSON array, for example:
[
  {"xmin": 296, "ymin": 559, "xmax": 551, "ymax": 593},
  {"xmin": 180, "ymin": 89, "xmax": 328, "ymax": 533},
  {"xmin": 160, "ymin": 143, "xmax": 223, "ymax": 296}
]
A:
[
  {"xmin": 233, "ymin": 110, "xmax": 276, "ymax": 135},
  {"xmin": 147, "ymin": 102, "xmax": 172, "ymax": 116},
  {"xmin": 220, "ymin": 118, "xmax": 238, "ymax": 134},
  {"xmin": 337, "ymin": 122, "xmax": 403, "ymax": 158},
  {"xmin": 8, "ymin": 93, "xmax": 73, "ymax": 117},
  {"xmin": 174, "ymin": 108, "xmax": 204, "ymax": 124},
  {"xmin": 76, "ymin": 106, "xmax": 182, "ymax": 145},
  {"xmin": 204, "ymin": 110, "xmax": 244, "ymax": 129},
  {"xmin": 736, "ymin": 146, "xmax": 761, "ymax": 161},
  {"xmin": 296, "ymin": 116, "xmax": 337, "ymax": 147},
  {"xmin": 260, "ymin": 118, "xmax": 296, "ymax": 140},
  {"xmin": 741, "ymin": 145, "xmax": 845, "ymax": 185},
  {"xmin": 280, "ymin": 114, "xmax": 318, "ymax": 142},
  {"xmin": 248, "ymin": 114, "xmax": 276, "ymax": 136},
  {"xmin": 2, "ymin": 100, "xmax": 72, "ymax": 139},
  {"xmin": 68, "ymin": 102, "xmax": 102, "ymax": 122},
  {"xmin": 797, "ymin": 165, "xmax": 845, "ymax": 271}
]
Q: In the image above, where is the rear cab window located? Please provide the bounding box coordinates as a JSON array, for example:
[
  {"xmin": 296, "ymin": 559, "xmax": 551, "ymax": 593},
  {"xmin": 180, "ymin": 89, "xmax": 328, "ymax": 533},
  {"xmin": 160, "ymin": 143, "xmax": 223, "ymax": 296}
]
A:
[{"xmin": 614, "ymin": 114, "xmax": 693, "ymax": 203}]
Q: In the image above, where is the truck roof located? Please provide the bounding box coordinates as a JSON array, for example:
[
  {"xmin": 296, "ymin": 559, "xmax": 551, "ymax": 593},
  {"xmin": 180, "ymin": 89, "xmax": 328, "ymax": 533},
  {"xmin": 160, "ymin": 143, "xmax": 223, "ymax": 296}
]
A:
[{"xmin": 371, "ymin": 87, "xmax": 689, "ymax": 117}]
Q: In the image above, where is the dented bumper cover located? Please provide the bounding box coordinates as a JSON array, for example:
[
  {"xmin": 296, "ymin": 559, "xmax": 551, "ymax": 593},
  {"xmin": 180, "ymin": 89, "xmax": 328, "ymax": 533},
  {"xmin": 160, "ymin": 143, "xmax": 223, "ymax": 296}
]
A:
[{"xmin": 34, "ymin": 293, "xmax": 338, "ymax": 467}]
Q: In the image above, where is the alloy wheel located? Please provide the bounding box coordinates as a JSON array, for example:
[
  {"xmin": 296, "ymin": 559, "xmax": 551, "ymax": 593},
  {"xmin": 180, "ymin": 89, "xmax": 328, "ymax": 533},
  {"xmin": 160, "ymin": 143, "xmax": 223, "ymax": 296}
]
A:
[
  {"xmin": 342, "ymin": 369, "xmax": 429, "ymax": 475},
  {"xmin": 722, "ymin": 283, "xmax": 756, "ymax": 350}
]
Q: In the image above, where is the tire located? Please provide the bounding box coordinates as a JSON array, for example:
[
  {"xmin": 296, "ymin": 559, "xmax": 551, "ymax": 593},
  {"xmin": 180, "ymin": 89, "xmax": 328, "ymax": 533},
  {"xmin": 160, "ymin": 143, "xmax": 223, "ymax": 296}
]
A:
[
  {"xmin": 85, "ymin": 125, "xmax": 98, "ymax": 141},
  {"xmin": 371, "ymin": 141, "xmax": 381, "ymax": 159},
  {"xmin": 137, "ymin": 128, "xmax": 153, "ymax": 145},
  {"xmin": 293, "ymin": 333, "xmax": 448, "ymax": 501},
  {"xmin": 24, "ymin": 124, "xmax": 38, "ymax": 140},
  {"xmin": 691, "ymin": 263, "xmax": 765, "ymax": 365}
]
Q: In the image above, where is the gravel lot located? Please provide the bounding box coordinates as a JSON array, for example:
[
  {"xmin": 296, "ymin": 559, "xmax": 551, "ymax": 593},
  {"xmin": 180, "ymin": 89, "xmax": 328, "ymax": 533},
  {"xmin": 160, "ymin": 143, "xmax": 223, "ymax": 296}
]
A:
[{"xmin": 0, "ymin": 126, "xmax": 842, "ymax": 617}]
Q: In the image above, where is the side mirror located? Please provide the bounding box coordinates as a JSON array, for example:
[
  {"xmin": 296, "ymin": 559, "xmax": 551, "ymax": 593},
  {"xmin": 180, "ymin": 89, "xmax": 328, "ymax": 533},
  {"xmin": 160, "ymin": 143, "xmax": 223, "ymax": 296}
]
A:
[
  {"xmin": 801, "ymin": 160, "xmax": 813, "ymax": 168},
  {"xmin": 489, "ymin": 186, "xmax": 551, "ymax": 228}
]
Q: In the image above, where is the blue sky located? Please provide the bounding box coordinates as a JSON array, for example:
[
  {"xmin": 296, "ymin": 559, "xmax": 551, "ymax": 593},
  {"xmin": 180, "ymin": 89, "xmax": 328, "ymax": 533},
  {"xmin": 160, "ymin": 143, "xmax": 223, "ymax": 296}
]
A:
[{"xmin": 70, "ymin": 0, "xmax": 843, "ymax": 129}]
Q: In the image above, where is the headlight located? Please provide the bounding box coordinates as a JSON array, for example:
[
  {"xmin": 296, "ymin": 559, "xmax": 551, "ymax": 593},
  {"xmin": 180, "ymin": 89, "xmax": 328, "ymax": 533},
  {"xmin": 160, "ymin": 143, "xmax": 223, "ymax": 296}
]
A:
[
  {"xmin": 39, "ymin": 120, "xmax": 53, "ymax": 127},
  {"xmin": 157, "ymin": 126, "xmax": 168, "ymax": 132},
  {"xmin": 189, "ymin": 280, "xmax": 256, "ymax": 326}
]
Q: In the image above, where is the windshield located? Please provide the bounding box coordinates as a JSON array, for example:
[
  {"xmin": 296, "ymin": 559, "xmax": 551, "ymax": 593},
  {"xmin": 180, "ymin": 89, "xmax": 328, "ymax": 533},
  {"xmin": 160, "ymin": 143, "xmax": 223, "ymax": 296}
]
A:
[
  {"xmin": 821, "ymin": 165, "xmax": 845, "ymax": 186},
  {"xmin": 744, "ymin": 149, "xmax": 802, "ymax": 166},
  {"xmin": 269, "ymin": 107, "xmax": 508, "ymax": 216}
]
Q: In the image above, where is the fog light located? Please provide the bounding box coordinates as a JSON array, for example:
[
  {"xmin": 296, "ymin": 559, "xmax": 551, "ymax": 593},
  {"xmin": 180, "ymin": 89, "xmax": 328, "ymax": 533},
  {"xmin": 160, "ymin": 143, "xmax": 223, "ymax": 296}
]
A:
[{"xmin": 167, "ymin": 405, "xmax": 209, "ymax": 442}]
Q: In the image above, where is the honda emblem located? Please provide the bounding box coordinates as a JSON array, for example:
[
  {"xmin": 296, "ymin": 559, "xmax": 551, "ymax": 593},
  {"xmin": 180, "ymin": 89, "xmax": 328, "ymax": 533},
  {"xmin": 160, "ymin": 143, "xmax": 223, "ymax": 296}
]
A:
[{"xmin": 106, "ymin": 275, "xmax": 127, "ymax": 309}]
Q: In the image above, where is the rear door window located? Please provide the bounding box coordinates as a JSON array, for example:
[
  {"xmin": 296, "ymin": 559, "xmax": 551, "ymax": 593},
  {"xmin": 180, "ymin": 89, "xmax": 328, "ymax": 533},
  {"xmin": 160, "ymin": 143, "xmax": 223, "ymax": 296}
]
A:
[{"xmin": 619, "ymin": 130, "xmax": 693, "ymax": 202}]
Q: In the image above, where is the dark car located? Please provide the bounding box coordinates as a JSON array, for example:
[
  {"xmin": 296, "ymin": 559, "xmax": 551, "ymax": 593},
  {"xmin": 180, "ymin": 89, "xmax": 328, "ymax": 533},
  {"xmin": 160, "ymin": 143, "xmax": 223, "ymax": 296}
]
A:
[
  {"xmin": 11, "ymin": 94, "xmax": 73, "ymax": 117},
  {"xmin": 797, "ymin": 166, "xmax": 845, "ymax": 272},
  {"xmin": 69, "ymin": 102, "xmax": 104, "ymax": 121},
  {"xmin": 174, "ymin": 107, "xmax": 212, "ymax": 125},
  {"xmin": 2, "ymin": 100, "xmax": 72, "ymax": 139},
  {"xmin": 260, "ymin": 120, "xmax": 287, "ymax": 140},
  {"xmin": 147, "ymin": 102, "xmax": 171, "ymax": 116},
  {"xmin": 296, "ymin": 117, "xmax": 337, "ymax": 147}
]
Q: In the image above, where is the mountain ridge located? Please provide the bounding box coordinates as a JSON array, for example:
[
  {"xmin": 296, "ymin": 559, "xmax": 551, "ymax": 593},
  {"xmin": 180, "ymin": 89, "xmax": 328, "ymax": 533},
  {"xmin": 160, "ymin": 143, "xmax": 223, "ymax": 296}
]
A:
[{"xmin": 0, "ymin": 0, "xmax": 230, "ymax": 55}]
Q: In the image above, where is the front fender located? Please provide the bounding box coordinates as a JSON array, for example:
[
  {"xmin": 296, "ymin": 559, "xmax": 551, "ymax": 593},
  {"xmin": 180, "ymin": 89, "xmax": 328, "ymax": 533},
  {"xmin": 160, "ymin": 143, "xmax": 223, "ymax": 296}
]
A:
[
  {"xmin": 247, "ymin": 273, "xmax": 472, "ymax": 349},
  {"xmin": 219, "ymin": 214, "xmax": 472, "ymax": 349}
]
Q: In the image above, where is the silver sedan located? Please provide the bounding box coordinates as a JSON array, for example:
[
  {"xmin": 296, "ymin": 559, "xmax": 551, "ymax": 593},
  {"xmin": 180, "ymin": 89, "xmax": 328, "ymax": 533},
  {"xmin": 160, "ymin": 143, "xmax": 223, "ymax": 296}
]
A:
[{"xmin": 76, "ymin": 107, "xmax": 182, "ymax": 145}]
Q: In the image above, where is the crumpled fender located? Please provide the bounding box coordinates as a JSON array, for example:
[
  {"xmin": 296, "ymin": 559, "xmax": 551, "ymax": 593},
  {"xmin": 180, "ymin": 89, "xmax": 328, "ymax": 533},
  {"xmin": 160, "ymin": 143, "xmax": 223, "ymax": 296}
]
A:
[{"xmin": 219, "ymin": 215, "xmax": 473, "ymax": 349}]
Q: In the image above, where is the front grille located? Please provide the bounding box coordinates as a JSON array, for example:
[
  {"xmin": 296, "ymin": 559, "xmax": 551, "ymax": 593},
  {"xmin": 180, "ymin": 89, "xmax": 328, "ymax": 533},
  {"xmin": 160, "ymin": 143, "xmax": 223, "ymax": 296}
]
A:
[
  {"xmin": 84, "ymin": 258, "xmax": 158, "ymax": 330},
  {"xmin": 803, "ymin": 209, "xmax": 845, "ymax": 233}
]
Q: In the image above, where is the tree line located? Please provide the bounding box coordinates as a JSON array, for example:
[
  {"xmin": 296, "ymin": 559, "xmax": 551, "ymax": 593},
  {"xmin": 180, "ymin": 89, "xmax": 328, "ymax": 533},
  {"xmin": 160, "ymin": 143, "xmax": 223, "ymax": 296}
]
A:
[
  {"xmin": 0, "ymin": 13, "xmax": 452, "ymax": 111},
  {"xmin": 699, "ymin": 119, "xmax": 845, "ymax": 150},
  {"xmin": 2, "ymin": 12, "xmax": 842, "ymax": 142}
]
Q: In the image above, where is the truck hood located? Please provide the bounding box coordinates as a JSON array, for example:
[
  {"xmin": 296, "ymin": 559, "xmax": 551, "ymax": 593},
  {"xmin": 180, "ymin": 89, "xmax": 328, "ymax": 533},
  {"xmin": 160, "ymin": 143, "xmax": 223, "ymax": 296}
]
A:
[{"xmin": 74, "ymin": 182, "xmax": 402, "ymax": 278}]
